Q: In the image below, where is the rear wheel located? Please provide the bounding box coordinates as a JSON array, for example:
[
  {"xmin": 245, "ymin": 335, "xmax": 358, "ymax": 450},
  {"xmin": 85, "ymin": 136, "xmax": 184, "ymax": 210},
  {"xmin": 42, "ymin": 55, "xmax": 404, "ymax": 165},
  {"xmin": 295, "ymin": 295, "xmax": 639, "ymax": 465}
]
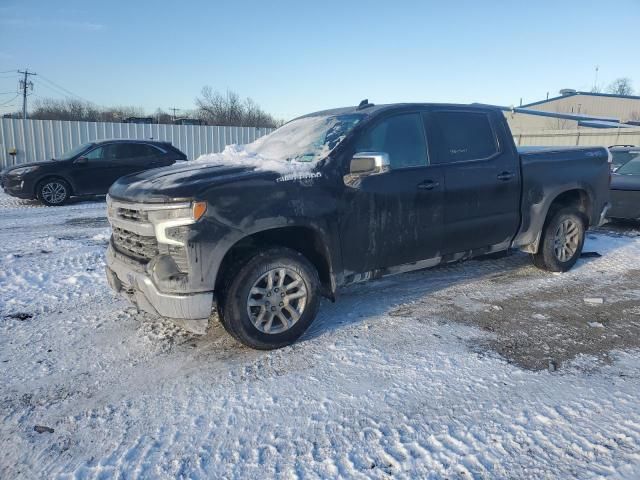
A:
[
  {"xmin": 532, "ymin": 207, "xmax": 586, "ymax": 272},
  {"xmin": 37, "ymin": 178, "xmax": 70, "ymax": 206},
  {"xmin": 218, "ymin": 247, "xmax": 320, "ymax": 349}
]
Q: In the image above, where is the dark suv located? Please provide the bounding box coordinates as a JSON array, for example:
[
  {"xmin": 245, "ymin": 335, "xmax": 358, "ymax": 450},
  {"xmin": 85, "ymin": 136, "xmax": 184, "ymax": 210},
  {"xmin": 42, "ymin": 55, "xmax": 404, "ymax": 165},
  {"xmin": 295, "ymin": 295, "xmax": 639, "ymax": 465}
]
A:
[{"xmin": 1, "ymin": 140, "xmax": 187, "ymax": 205}]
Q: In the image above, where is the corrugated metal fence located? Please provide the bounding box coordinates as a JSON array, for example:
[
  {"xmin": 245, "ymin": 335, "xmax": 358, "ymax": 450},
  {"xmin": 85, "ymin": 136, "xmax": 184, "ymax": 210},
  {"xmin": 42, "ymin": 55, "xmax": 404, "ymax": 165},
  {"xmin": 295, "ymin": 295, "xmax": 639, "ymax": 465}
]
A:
[
  {"xmin": 0, "ymin": 118, "xmax": 274, "ymax": 169},
  {"xmin": 514, "ymin": 127, "xmax": 640, "ymax": 147},
  {"xmin": 3, "ymin": 119, "xmax": 639, "ymax": 169}
]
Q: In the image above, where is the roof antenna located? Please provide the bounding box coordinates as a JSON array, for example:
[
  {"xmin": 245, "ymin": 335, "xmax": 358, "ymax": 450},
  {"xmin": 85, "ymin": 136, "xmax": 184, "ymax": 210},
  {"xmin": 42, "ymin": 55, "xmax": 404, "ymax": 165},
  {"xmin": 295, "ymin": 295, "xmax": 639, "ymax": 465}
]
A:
[{"xmin": 357, "ymin": 99, "xmax": 374, "ymax": 110}]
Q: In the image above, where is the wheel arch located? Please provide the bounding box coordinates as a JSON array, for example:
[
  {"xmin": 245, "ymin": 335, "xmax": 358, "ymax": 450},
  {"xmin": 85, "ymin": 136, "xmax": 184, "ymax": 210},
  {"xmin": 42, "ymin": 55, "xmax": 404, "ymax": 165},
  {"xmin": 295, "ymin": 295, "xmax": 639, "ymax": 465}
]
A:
[
  {"xmin": 34, "ymin": 174, "xmax": 74, "ymax": 197},
  {"xmin": 214, "ymin": 224, "xmax": 337, "ymax": 300},
  {"xmin": 544, "ymin": 189, "xmax": 591, "ymax": 226},
  {"xmin": 518, "ymin": 187, "xmax": 592, "ymax": 254}
]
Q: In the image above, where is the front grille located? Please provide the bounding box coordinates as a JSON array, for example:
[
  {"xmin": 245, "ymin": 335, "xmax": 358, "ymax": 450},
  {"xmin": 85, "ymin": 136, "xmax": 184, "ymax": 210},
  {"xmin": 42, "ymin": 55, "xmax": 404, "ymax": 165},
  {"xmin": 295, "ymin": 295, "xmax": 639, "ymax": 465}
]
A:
[
  {"xmin": 116, "ymin": 206, "xmax": 148, "ymax": 223},
  {"xmin": 112, "ymin": 226, "xmax": 158, "ymax": 261}
]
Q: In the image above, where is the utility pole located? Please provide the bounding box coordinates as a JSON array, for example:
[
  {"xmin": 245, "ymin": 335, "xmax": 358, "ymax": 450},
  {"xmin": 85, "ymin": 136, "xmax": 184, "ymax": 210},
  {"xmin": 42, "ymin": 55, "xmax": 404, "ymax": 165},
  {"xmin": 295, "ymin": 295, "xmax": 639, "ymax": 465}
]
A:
[
  {"xmin": 18, "ymin": 69, "xmax": 37, "ymax": 119},
  {"xmin": 169, "ymin": 107, "xmax": 181, "ymax": 122}
]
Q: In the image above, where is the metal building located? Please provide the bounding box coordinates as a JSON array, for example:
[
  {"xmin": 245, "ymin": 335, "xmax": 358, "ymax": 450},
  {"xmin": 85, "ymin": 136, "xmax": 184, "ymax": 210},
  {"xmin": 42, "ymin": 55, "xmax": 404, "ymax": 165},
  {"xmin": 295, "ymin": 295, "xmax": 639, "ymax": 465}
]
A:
[{"xmin": 505, "ymin": 90, "xmax": 640, "ymax": 133}]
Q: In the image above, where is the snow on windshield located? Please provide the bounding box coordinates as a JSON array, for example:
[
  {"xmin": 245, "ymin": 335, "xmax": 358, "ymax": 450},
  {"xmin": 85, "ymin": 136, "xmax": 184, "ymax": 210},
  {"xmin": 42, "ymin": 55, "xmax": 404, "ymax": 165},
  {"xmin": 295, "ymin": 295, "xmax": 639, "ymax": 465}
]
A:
[{"xmin": 195, "ymin": 114, "xmax": 362, "ymax": 173}]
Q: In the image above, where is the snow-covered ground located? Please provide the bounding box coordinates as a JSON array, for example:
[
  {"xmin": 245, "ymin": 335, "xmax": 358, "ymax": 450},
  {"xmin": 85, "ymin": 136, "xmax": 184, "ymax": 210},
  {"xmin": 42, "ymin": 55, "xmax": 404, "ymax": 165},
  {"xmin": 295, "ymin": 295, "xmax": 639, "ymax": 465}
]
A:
[{"xmin": 1, "ymin": 190, "xmax": 640, "ymax": 479}]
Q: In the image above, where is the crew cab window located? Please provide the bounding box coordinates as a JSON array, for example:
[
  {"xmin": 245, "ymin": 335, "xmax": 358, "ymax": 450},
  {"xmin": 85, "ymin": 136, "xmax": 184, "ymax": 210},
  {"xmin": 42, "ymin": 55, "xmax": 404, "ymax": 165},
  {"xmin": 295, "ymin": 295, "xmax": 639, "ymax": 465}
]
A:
[
  {"xmin": 428, "ymin": 111, "xmax": 498, "ymax": 163},
  {"xmin": 355, "ymin": 113, "xmax": 427, "ymax": 169}
]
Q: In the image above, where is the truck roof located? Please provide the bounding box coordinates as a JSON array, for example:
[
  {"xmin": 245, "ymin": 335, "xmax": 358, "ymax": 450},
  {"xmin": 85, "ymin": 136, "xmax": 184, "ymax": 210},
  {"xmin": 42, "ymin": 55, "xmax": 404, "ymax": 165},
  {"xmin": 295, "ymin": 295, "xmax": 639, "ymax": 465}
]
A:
[{"xmin": 296, "ymin": 102, "xmax": 501, "ymax": 120}]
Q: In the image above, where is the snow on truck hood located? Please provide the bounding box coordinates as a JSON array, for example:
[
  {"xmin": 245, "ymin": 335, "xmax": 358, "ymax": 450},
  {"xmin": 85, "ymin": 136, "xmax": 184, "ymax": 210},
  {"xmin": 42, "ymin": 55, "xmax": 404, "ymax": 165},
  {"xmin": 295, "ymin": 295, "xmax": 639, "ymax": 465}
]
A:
[{"xmin": 195, "ymin": 113, "xmax": 363, "ymax": 173}]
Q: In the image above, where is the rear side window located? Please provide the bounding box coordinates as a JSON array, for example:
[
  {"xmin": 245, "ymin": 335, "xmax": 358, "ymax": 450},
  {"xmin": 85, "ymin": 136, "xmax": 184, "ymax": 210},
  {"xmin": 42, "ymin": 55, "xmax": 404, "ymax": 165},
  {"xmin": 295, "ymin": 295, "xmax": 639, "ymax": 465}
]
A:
[
  {"xmin": 355, "ymin": 113, "xmax": 427, "ymax": 169},
  {"xmin": 428, "ymin": 111, "xmax": 498, "ymax": 164},
  {"xmin": 110, "ymin": 143, "xmax": 158, "ymax": 159},
  {"xmin": 129, "ymin": 144, "xmax": 161, "ymax": 158}
]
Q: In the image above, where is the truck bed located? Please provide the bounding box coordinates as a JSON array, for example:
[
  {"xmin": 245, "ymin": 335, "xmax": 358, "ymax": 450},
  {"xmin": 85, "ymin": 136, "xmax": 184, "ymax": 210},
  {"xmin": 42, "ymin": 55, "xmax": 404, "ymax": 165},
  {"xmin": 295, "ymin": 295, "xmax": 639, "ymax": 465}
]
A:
[{"xmin": 512, "ymin": 145, "xmax": 610, "ymax": 250}]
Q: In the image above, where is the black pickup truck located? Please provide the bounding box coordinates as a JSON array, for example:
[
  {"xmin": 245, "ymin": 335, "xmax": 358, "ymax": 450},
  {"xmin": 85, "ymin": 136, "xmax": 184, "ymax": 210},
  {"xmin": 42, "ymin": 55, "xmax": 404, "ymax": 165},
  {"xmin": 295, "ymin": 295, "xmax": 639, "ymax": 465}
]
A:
[{"xmin": 105, "ymin": 102, "xmax": 611, "ymax": 349}]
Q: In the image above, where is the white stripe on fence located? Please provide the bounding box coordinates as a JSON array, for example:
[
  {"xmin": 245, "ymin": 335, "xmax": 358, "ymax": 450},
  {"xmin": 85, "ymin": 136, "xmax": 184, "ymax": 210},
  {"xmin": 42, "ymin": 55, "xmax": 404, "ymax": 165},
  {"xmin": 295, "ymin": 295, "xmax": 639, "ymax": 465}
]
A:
[{"xmin": 0, "ymin": 118, "xmax": 274, "ymax": 169}]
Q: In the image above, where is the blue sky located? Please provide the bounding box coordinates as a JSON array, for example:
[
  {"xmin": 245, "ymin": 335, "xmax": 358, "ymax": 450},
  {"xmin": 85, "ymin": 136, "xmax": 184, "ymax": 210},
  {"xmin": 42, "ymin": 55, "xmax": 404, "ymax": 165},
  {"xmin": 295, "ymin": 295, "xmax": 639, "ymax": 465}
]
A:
[{"xmin": 1, "ymin": 0, "xmax": 639, "ymax": 120}]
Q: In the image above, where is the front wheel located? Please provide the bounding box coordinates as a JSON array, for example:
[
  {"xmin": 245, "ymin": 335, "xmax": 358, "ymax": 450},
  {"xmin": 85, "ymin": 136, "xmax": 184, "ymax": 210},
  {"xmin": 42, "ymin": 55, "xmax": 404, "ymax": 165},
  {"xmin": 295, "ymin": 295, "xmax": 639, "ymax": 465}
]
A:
[
  {"xmin": 532, "ymin": 207, "xmax": 586, "ymax": 272},
  {"xmin": 37, "ymin": 179, "xmax": 70, "ymax": 206},
  {"xmin": 219, "ymin": 247, "xmax": 320, "ymax": 350}
]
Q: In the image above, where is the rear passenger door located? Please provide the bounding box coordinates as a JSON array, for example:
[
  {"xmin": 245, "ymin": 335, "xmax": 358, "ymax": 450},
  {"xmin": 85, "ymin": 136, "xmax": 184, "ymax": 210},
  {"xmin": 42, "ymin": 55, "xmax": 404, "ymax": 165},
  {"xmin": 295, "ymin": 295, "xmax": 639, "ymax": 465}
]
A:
[
  {"xmin": 423, "ymin": 109, "xmax": 521, "ymax": 255},
  {"xmin": 118, "ymin": 143, "xmax": 169, "ymax": 176}
]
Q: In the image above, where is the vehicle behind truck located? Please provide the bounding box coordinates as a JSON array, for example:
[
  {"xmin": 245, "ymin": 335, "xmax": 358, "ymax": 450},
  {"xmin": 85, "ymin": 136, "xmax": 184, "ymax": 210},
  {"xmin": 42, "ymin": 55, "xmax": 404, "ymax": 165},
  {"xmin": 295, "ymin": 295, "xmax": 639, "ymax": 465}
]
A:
[{"xmin": 105, "ymin": 101, "xmax": 611, "ymax": 349}]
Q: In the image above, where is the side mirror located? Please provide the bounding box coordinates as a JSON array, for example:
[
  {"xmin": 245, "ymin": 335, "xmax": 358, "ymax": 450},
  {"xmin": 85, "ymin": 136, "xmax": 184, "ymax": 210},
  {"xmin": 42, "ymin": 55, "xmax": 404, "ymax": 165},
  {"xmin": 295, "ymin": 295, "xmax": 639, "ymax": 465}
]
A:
[
  {"xmin": 74, "ymin": 156, "xmax": 88, "ymax": 165},
  {"xmin": 344, "ymin": 152, "xmax": 390, "ymax": 187}
]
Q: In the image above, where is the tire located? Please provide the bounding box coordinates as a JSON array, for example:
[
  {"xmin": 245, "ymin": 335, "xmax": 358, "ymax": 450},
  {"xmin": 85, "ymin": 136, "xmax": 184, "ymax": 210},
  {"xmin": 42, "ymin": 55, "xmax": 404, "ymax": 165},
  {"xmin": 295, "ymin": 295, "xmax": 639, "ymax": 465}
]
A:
[
  {"xmin": 532, "ymin": 207, "xmax": 586, "ymax": 272},
  {"xmin": 37, "ymin": 178, "xmax": 70, "ymax": 206},
  {"xmin": 218, "ymin": 247, "xmax": 321, "ymax": 350}
]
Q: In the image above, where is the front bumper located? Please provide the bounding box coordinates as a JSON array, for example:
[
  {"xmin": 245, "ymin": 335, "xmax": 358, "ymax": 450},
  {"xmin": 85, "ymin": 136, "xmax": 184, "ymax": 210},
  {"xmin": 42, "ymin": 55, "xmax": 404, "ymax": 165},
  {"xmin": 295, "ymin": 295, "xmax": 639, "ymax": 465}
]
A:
[
  {"xmin": 105, "ymin": 244, "xmax": 214, "ymax": 333},
  {"xmin": 1, "ymin": 175, "xmax": 33, "ymax": 199}
]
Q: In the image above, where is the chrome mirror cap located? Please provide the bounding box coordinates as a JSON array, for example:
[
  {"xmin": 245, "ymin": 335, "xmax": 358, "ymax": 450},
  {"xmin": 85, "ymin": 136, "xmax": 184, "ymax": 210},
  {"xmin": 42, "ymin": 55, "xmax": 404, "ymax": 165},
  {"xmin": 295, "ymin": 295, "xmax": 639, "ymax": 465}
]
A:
[{"xmin": 344, "ymin": 152, "xmax": 390, "ymax": 187}]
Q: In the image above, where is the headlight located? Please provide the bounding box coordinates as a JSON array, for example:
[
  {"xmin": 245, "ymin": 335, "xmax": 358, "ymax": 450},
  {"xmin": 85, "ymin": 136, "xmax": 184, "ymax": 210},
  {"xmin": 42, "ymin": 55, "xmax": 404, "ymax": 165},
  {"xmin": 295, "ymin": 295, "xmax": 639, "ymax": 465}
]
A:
[
  {"xmin": 147, "ymin": 201, "xmax": 207, "ymax": 246},
  {"xmin": 10, "ymin": 166, "xmax": 39, "ymax": 176}
]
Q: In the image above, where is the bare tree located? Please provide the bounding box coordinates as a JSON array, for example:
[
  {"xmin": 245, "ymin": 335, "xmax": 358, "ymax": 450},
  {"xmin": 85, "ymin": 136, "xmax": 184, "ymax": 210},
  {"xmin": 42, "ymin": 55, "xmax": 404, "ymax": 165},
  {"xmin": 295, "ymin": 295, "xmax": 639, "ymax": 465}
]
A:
[
  {"xmin": 30, "ymin": 97, "xmax": 146, "ymax": 122},
  {"xmin": 607, "ymin": 78, "xmax": 634, "ymax": 96},
  {"xmin": 195, "ymin": 87, "xmax": 279, "ymax": 127},
  {"xmin": 29, "ymin": 89, "xmax": 281, "ymax": 127}
]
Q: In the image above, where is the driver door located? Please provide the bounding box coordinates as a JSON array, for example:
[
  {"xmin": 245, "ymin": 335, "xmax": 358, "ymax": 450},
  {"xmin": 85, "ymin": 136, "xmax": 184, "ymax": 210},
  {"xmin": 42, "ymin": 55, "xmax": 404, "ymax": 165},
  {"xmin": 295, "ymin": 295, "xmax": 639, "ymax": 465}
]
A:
[
  {"xmin": 69, "ymin": 144, "xmax": 123, "ymax": 195},
  {"xmin": 339, "ymin": 112, "xmax": 445, "ymax": 276}
]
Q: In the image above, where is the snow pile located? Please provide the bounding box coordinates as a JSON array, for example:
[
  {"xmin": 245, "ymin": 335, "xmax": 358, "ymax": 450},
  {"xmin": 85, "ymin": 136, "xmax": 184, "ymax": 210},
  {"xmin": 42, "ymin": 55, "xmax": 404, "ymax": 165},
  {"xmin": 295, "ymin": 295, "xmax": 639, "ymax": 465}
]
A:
[{"xmin": 195, "ymin": 115, "xmax": 354, "ymax": 173}]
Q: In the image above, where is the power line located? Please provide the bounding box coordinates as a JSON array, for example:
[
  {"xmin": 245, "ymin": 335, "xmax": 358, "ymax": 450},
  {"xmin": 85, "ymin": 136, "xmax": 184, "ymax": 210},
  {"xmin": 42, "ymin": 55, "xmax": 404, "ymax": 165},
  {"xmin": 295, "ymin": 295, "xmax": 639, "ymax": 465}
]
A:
[
  {"xmin": 0, "ymin": 70, "xmax": 17, "ymax": 74},
  {"xmin": 33, "ymin": 78, "xmax": 70, "ymax": 98},
  {"xmin": 0, "ymin": 94, "xmax": 19, "ymax": 106},
  {"xmin": 37, "ymin": 73, "xmax": 92, "ymax": 104}
]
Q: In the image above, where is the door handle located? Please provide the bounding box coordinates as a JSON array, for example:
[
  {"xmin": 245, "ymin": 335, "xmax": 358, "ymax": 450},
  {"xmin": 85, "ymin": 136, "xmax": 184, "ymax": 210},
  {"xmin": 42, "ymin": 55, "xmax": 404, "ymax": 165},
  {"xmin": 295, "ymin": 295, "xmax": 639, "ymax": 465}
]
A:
[
  {"xmin": 497, "ymin": 171, "xmax": 515, "ymax": 181},
  {"xmin": 417, "ymin": 180, "xmax": 440, "ymax": 190}
]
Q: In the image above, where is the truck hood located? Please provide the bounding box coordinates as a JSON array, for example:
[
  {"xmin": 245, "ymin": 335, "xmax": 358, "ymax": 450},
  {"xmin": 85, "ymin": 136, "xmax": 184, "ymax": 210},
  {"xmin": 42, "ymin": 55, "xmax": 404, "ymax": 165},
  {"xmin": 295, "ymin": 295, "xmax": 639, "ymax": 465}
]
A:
[{"xmin": 108, "ymin": 161, "xmax": 277, "ymax": 203}]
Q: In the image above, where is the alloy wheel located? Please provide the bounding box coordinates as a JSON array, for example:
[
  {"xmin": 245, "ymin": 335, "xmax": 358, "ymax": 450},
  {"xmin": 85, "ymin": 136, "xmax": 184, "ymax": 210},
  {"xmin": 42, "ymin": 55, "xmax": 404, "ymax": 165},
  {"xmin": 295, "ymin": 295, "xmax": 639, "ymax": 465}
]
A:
[
  {"xmin": 247, "ymin": 267, "xmax": 308, "ymax": 334},
  {"xmin": 41, "ymin": 182, "xmax": 67, "ymax": 204},
  {"xmin": 553, "ymin": 218, "xmax": 580, "ymax": 262}
]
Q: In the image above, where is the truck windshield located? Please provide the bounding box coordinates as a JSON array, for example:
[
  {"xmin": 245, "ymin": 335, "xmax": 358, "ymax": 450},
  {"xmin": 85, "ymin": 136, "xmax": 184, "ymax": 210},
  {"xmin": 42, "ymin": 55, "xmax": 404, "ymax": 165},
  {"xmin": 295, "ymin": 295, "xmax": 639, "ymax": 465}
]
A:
[
  {"xmin": 248, "ymin": 114, "xmax": 364, "ymax": 163},
  {"xmin": 55, "ymin": 143, "xmax": 93, "ymax": 161}
]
